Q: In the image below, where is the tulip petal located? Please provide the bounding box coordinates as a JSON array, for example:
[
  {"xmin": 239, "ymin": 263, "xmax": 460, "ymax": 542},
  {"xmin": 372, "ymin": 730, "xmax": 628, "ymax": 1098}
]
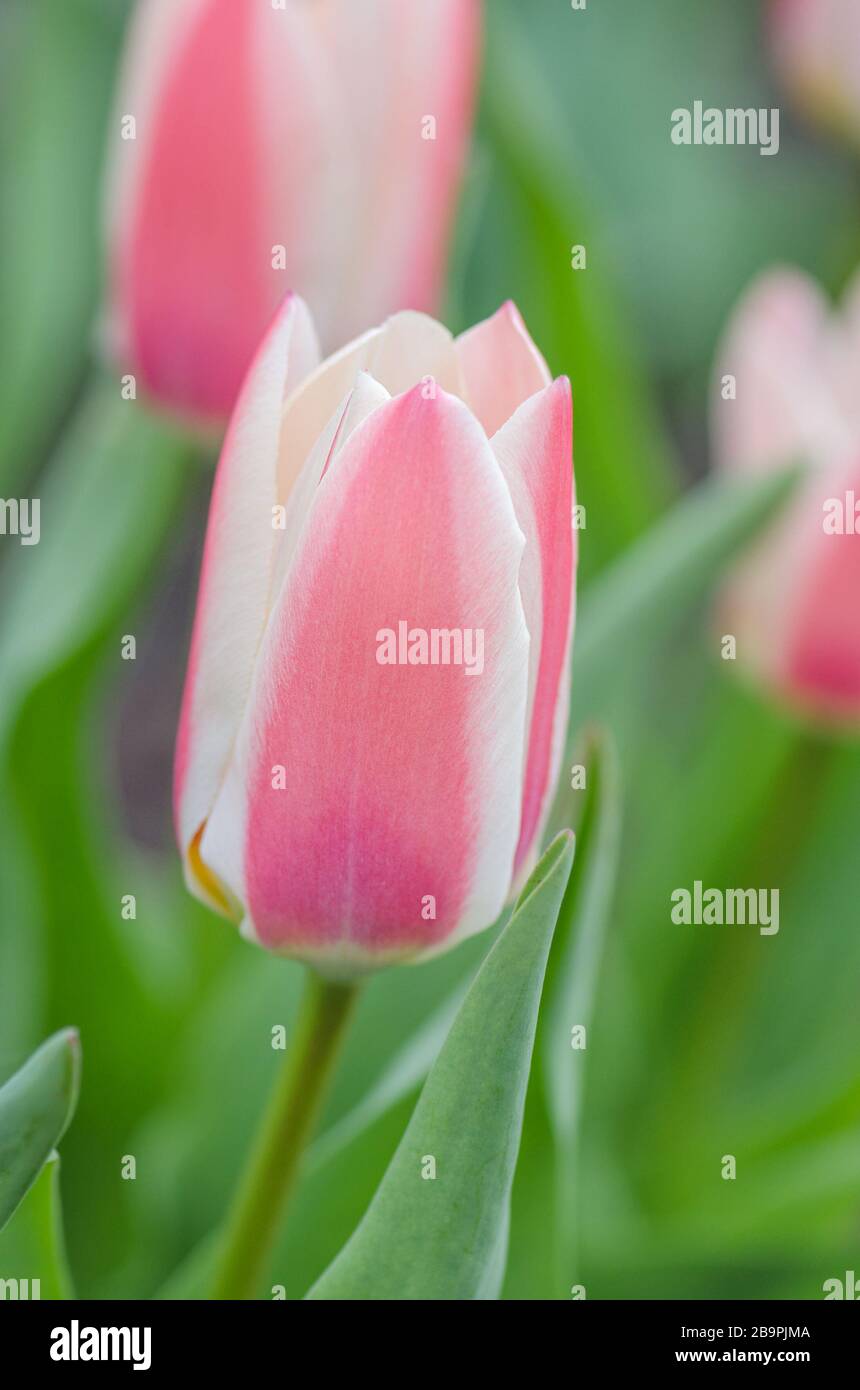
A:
[
  {"xmin": 276, "ymin": 311, "xmax": 462, "ymax": 505},
  {"xmin": 109, "ymin": 0, "xmax": 328, "ymax": 423},
  {"xmin": 722, "ymin": 463, "xmax": 860, "ymax": 728},
  {"xmin": 202, "ymin": 386, "xmax": 529, "ymax": 970},
  {"xmin": 267, "ymin": 370, "xmax": 392, "ymax": 613},
  {"xmin": 717, "ymin": 477, "xmax": 828, "ymax": 707},
  {"xmin": 106, "ymin": 0, "xmax": 480, "ymax": 415},
  {"xmin": 298, "ymin": 0, "xmax": 481, "ymax": 346},
  {"xmin": 784, "ymin": 464, "xmax": 860, "ymax": 723},
  {"xmin": 252, "ymin": 0, "xmax": 351, "ymax": 353},
  {"xmin": 103, "ymin": 0, "xmax": 208, "ymax": 294},
  {"xmin": 456, "ymin": 301, "xmax": 552, "ymax": 438},
  {"xmin": 490, "ymin": 378, "xmax": 575, "ymax": 874},
  {"xmin": 713, "ymin": 269, "xmax": 852, "ymax": 476},
  {"xmin": 713, "ymin": 267, "xmax": 860, "ymax": 724},
  {"xmin": 770, "ymin": 0, "xmax": 860, "ymax": 140},
  {"xmin": 174, "ymin": 294, "xmax": 319, "ymax": 907}
]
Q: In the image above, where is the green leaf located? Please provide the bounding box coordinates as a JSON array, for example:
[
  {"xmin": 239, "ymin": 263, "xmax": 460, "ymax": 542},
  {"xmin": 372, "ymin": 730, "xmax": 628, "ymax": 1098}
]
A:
[
  {"xmin": 0, "ymin": 1030, "xmax": 81, "ymax": 1232},
  {"xmin": 540, "ymin": 730, "xmax": 621, "ymax": 1292},
  {"xmin": 306, "ymin": 832, "xmax": 576, "ymax": 1301},
  {"xmin": 0, "ymin": 1152, "xmax": 73, "ymax": 1299}
]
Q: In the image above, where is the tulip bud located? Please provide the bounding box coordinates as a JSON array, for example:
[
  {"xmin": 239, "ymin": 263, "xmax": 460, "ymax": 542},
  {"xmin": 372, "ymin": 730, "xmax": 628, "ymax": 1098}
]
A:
[
  {"xmin": 103, "ymin": 0, "xmax": 480, "ymax": 426},
  {"xmin": 769, "ymin": 0, "xmax": 860, "ymax": 145},
  {"xmin": 712, "ymin": 267, "xmax": 860, "ymax": 727},
  {"xmin": 175, "ymin": 296, "xmax": 575, "ymax": 974}
]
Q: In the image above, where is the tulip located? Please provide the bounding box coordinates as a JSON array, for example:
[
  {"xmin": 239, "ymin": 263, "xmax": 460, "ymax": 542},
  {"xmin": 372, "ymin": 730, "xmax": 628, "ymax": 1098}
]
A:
[
  {"xmin": 103, "ymin": 0, "xmax": 481, "ymax": 426},
  {"xmin": 712, "ymin": 266, "xmax": 860, "ymax": 727},
  {"xmin": 175, "ymin": 295, "xmax": 575, "ymax": 974},
  {"xmin": 768, "ymin": 0, "xmax": 860, "ymax": 145}
]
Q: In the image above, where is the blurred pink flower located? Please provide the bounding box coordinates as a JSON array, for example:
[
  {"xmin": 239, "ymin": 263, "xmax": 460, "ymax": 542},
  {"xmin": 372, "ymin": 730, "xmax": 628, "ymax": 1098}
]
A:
[
  {"xmin": 174, "ymin": 295, "xmax": 575, "ymax": 974},
  {"xmin": 103, "ymin": 0, "xmax": 480, "ymax": 427},
  {"xmin": 713, "ymin": 266, "xmax": 860, "ymax": 728},
  {"xmin": 769, "ymin": 0, "xmax": 860, "ymax": 144}
]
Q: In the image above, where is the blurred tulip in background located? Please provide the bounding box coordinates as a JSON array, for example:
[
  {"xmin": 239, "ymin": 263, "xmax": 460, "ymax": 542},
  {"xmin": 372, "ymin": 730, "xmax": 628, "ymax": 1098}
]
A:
[
  {"xmin": 713, "ymin": 267, "xmax": 860, "ymax": 727},
  {"xmin": 769, "ymin": 0, "xmax": 860, "ymax": 146},
  {"xmin": 102, "ymin": 0, "xmax": 481, "ymax": 425}
]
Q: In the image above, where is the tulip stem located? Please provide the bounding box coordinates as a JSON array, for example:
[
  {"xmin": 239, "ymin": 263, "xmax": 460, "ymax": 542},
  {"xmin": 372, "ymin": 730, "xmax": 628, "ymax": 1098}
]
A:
[{"xmin": 211, "ymin": 970, "xmax": 360, "ymax": 1300}]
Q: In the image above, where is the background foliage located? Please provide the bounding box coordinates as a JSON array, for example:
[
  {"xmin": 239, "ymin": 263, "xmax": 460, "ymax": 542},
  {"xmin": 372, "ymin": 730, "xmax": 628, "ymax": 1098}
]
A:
[{"xmin": 0, "ymin": 0, "xmax": 857, "ymax": 1299}]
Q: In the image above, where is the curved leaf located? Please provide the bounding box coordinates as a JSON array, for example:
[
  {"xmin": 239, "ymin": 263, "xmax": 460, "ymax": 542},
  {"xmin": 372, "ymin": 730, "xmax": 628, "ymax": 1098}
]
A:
[
  {"xmin": 0, "ymin": 1152, "xmax": 73, "ymax": 1298},
  {"xmin": 0, "ymin": 1029, "xmax": 80, "ymax": 1231},
  {"xmin": 307, "ymin": 832, "xmax": 575, "ymax": 1301}
]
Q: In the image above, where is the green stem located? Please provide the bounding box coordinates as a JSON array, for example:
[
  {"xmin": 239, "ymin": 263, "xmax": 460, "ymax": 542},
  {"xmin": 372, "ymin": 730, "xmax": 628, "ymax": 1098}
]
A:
[{"xmin": 211, "ymin": 971, "xmax": 360, "ymax": 1300}]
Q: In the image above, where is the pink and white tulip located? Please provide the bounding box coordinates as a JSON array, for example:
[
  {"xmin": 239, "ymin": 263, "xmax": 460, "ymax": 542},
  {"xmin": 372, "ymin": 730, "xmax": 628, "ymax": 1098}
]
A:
[
  {"xmin": 712, "ymin": 267, "xmax": 860, "ymax": 727},
  {"xmin": 103, "ymin": 0, "xmax": 480, "ymax": 426},
  {"xmin": 769, "ymin": 0, "xmax": 860, "ymax": 145},
  {"xmin": 174, "ymin": 296, "xmax": 575, "ymax": 974}
]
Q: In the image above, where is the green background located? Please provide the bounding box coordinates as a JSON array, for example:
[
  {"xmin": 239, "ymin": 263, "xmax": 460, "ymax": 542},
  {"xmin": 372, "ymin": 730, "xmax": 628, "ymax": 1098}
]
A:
[{"xmin": 0, "ymin": 0, "xmax": 858, "ymax": 1300}]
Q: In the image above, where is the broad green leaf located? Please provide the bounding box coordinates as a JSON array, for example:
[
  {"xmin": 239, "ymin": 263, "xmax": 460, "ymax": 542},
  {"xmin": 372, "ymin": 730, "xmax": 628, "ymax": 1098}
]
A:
[
  {"xmin": 0, "ymin": 375, "xmax": 189, "ymax": 740},
  {"xmin": 307, "ymin": 832, "xmax": 575, "ymax": 1301},
  {"xmin": 540, "ymin": 731, "xmax": 621, "ymax": 1293},
  {"xmin": 0, "ymin": 1030, "xmax": 80, "ymax": 1232},
  {"xmin": 0, "ymin": 1152, "xmax": 73, "ymax": 1299}
]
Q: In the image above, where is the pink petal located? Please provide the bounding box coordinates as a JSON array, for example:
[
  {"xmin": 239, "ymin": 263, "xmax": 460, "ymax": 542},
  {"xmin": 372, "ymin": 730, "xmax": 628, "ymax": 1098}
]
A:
[
  {"xmin": 174, "ymin": 293, "xmax": 319, "ymax": 907},
  {"xmin": 250, "ymin": 1, "xmax": 349, "ymax": 353},
  {"xmin": 713, "ymin": 266, "xmax": 860, "ymax": 724},
  {"xmin": 266, "ymin": 370, "xmax": 392, "ymax": 617},
  {"xmin": 110, "ymin": 0, "xmax": 321, "ymax": 424},
  {"xmin": 104, "ymin": 0, "xmax": 208, "ymax": 331},
  {"xmin": 300, "ymin": 0, "xmax": 481, "ymax": 347},
  {"xmin": 276, "ymin": 310, "xmax": 462, "ymax": 508},
  {"xmin": 107, "ymin": 0, "xmax": 480, "ymax": 406},
  {"xmin": 769, "ymin": 0, "xmax": 860, "ymax": 138},
  {"xmin": 712, "ymin": 269, "xmax": 844, "ymax": 477},
  {"xmin": 456, "ymin": 301, "xmax": 552, "ymax": 438},
  {"xmin": 783, "ymin": 462, "xmax": 860, "ymax": 724},
  {"xmin": 490, "ymin": 378, "xmax": 575, "ymax": 874},
  {"xmin": 201, "ymin": 385, "xmax": 529, "ymax": 970},
  {"xmin": 717, "ymin": 473, "xmax": 832, "ymax": 709}
]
